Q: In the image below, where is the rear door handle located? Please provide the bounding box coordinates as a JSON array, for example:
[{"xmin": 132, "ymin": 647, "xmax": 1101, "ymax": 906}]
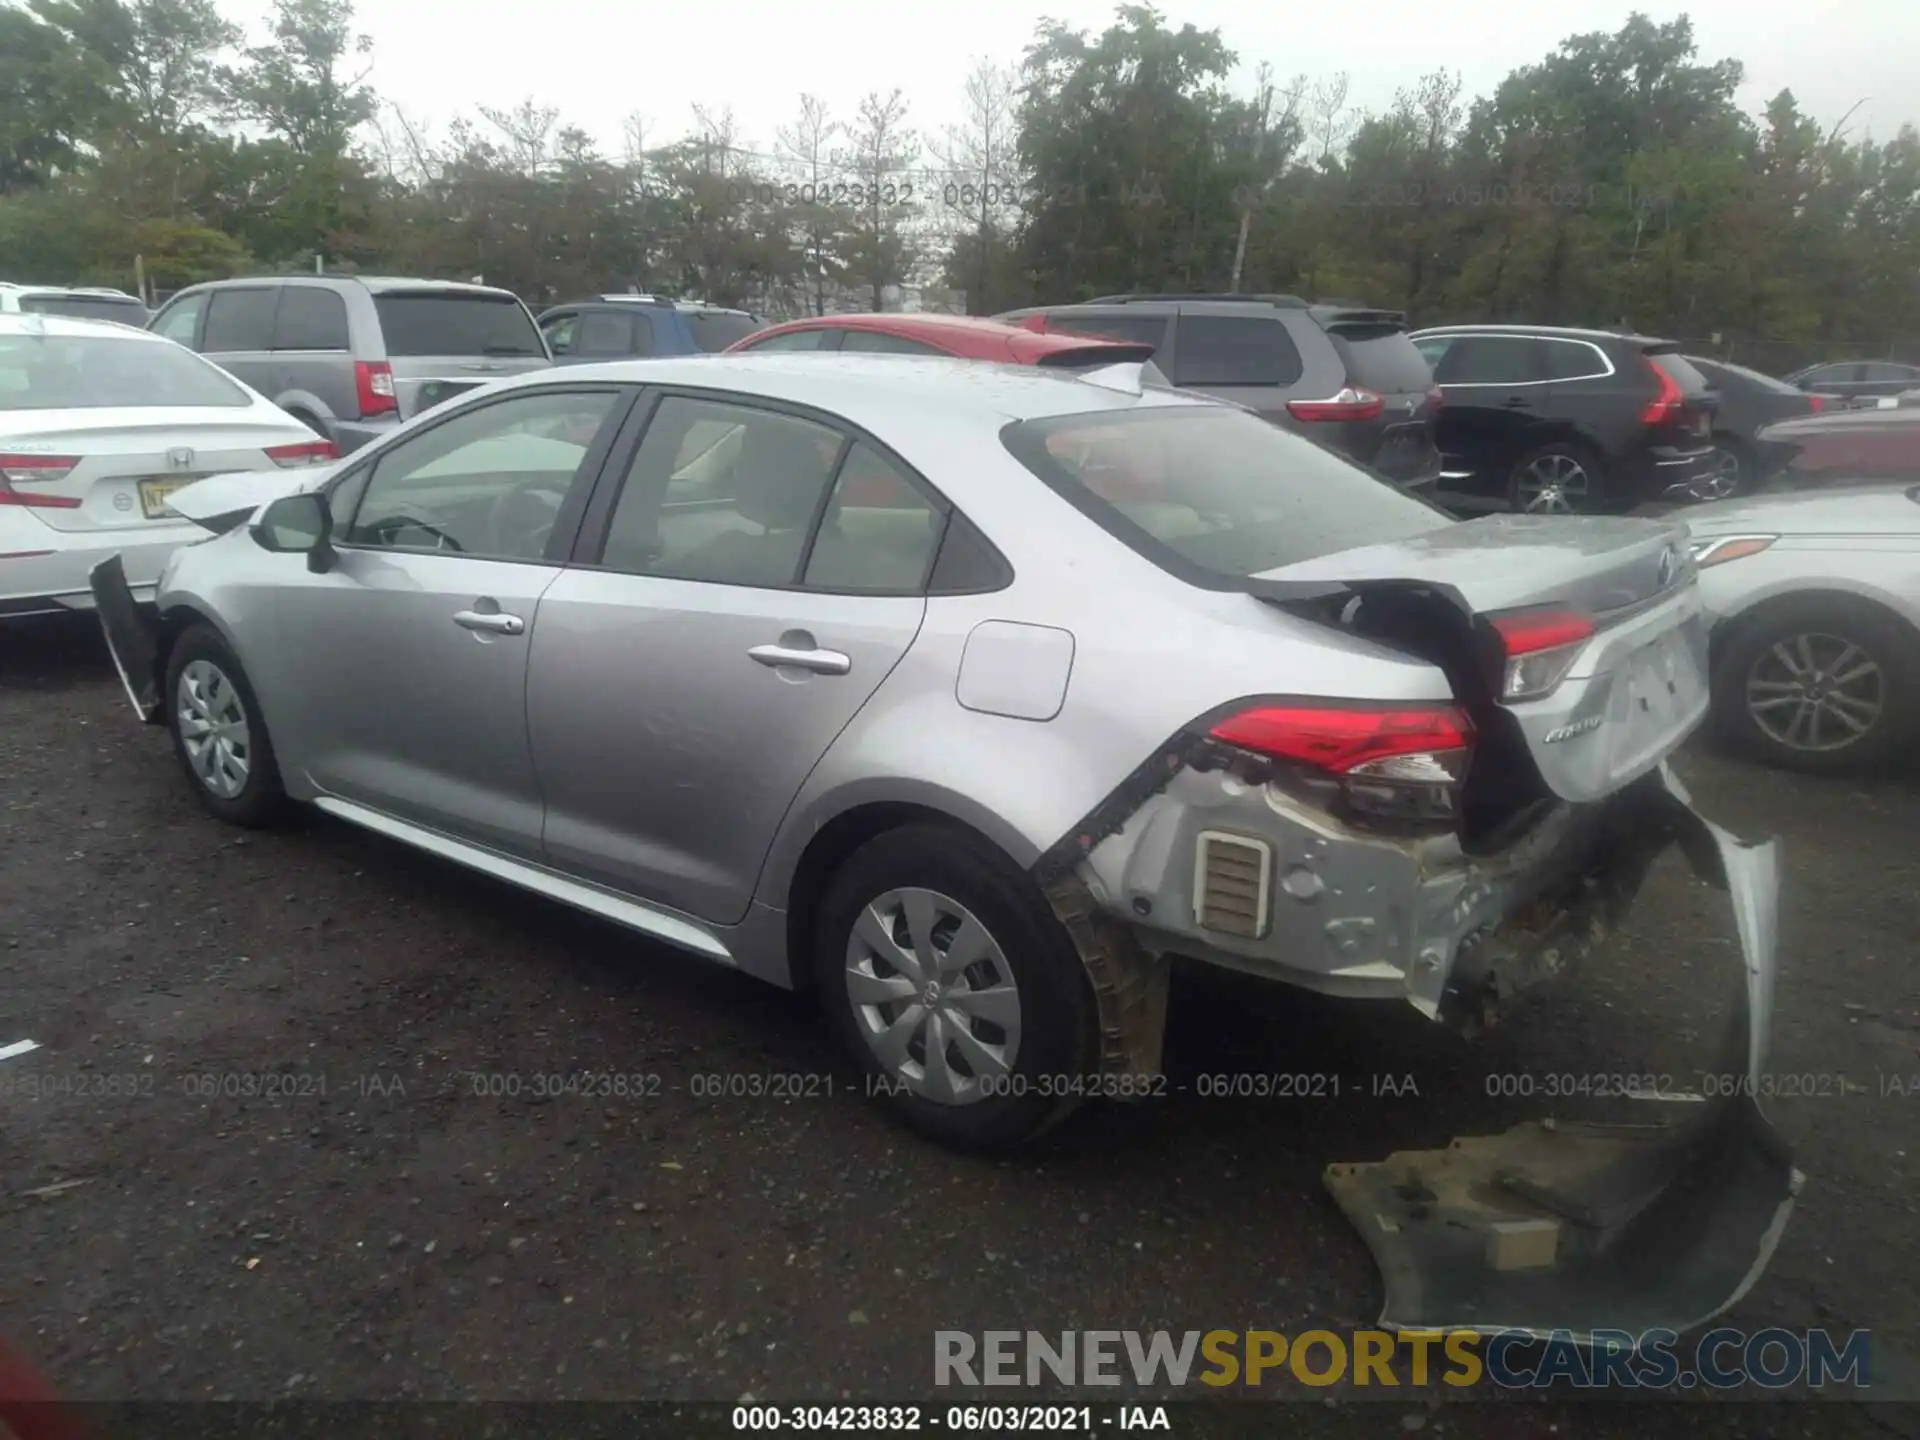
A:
[
  {"xmin": 748, "ymin": 643, "xmax": 851, "ymax": 676},
  {"xmin": 454, "ymin": 609, "xmax": 525, "ymax": 635},
  {"xmin": 1503, "ymin": 396, "xmax": 1534, "ymax": 408}
]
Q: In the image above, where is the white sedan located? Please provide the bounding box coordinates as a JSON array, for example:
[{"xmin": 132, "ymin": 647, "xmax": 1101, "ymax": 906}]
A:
[{"xmin": 1, "ymin": 313, "xmax": 335, "ymax": 618}]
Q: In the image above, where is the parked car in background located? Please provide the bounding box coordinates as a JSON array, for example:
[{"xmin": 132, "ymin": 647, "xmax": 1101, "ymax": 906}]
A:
[
  {"xmin": 995, "ymin": 294, "xmax": 1442, "ymax": 491},
  {"xmin": 537, "ymin": 295, "xmax": 764, "ymax": 363},
  {"xmin": 726, "ymin": 312, "xmax": 1160, "ymax": 373},
  {"xmin": 0, "ymin": 314, "xmax": 332, "ymax": 619},
  {"xmin": 1756, "ymin": 404, "xmax": 1920, "ymax": 488},
  {"xmin": 1685, "ymin": 355, "xmax": 1829, "ymax": 498},
  {"xmin": 149, "ymin": 276, "xmax": 551, "ymax": 455},
  {"xmin": 1783, "ymin": 360, "xmax": 1920, "ymax": 408},
  {"xmin": 1690, "ymin": 485, "xmax": 1920, "ymax": 773},
  {"xmin": 1, "ymin": 282, "xmax": 148, "ymax": 326},
  {"xmin": 1408, "ymin": 325, "xmax": 1716, "ymax": 514}
]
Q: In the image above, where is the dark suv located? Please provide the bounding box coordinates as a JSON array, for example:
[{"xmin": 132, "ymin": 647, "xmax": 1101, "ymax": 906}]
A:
[
  {"xmin": 1408, "ymin": 325, "xmax": 1717, "ymax": 514},
  {"xmin": 994, "ymin": 294, "xmax": 1442, "ymax": 490},
  {"xmin": 536, "ymin": 295, "xmax": 764, "ymax": 363}
]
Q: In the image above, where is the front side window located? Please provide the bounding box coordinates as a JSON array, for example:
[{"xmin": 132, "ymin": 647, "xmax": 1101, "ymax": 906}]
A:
[
  {"xmin": 151, "ymin": 294, "xmax": 205, "ymax": 347},
  {"xmin": 599, "ymin": 396, "xmax": 843, "ymax": 585},
  {"xmin": 1002, "ymin": 405, "xmax": 1451, "ymax": 582},
  {"xmin": 200, "ymin": 288, "xmax": 278, "ymax": 352},
  {"xmin": 344, "ymin": 390, "xmax": 620, "ymax": 560},
  {"xmin": 0, "ymin": 333, "xmax": 249, "ymax": 410}
]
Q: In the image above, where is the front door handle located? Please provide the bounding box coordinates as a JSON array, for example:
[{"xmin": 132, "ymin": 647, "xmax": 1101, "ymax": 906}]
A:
[
  {"xmin": 454, "ymin": 609, "xmax": 525, "ymax": 635},
  {"xmin": 748, "ymin": 643, "xmax": 851, "ymax": 676}
]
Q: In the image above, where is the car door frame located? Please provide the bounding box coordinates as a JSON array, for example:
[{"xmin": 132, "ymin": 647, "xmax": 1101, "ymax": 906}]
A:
[
  {"xmin": 197, "ymin": 282, "xmax": 283, "ymax": 395},
  {"xmin": 1424, "ymin": 331, "xmax": 1559, "ymax": 506}
]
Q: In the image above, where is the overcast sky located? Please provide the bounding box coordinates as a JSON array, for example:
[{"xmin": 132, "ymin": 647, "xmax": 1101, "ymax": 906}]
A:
[{"xmin": 272, "ymin": 0, "xmax": 1919, "ymax": 165}]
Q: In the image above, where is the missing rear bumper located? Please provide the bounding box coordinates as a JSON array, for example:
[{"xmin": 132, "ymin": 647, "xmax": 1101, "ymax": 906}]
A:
[
  {"xmin": 1325, "ymin": 768, "xmax": 1799, "ymax": 1339},
  {"xmin": 89, "ymin": 554, "xmax": 164, "ymax": 723}
]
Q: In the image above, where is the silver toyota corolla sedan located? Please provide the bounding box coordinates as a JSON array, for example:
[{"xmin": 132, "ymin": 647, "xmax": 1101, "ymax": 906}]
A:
[
  {"xmin": 91, "ymin": 353, "xmax": 1796, "ymax": 1338},
  {"xmin": 1689, "ymin": 482, "xmax": 1920, "ymax": 773}
]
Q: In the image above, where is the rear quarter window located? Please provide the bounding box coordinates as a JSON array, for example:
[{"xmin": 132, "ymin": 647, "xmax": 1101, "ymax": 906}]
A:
[
  {"xmin": 1001, "ymin": 405, "xmax": 1452, "ymax": 582},
  {"xmin": 373, "ymin": 293, "xmax": 544, "ymax": 357}
]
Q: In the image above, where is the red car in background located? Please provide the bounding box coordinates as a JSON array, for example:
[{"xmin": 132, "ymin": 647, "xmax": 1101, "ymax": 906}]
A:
[
  {"xmin": 1757, "ymin": 403, "xmax": 1920, "ymax": 489},
  {"xmin": 725, "ymin": 312, "xmax": 1160, "ymax": 371}
]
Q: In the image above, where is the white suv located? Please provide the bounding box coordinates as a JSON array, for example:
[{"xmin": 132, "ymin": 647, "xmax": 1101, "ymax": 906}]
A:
[{"xmin": 0, "ymin": 283, "xmax": 150, "ymax": 326}]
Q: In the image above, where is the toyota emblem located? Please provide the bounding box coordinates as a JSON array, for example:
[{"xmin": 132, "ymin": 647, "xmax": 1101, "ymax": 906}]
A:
[
  {"xmin": 1656, "ymin": 545, "xmax": 1678, "ymax": 588},
  {"xmin": 167, "ymin": 447, "xmax": 195, "ymax": 471}
]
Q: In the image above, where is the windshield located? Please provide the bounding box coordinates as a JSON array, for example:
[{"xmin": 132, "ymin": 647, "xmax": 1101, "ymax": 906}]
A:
[
  {"xmin": 1001, "ymin": 405, "xmax": 1453, "ymax": 580},
  {"xmin": 685, "ymin": 310, "xmax": 763, "ymax": 352},
  {"xmin": 372, "ymin": 292, "xmax": 545, "ymax": 357},
  {"xmin": 18, "ymin": 294, "xmax": 148, "ymax": 325},
  {"xmin": 0, "ymin": 333, "xmax": 249, "ymax": 410}
]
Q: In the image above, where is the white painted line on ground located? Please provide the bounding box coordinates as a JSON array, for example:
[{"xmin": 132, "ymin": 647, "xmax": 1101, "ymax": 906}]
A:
[{"xmin": 0, "ymin": 1040, "xmax": 41, "ymax": 1061}]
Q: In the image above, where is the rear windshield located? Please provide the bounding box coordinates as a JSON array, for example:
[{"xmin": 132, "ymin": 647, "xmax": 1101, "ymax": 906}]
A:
[
  {"xmin": 1328, "ymin": 324, "xmax": 1432, "ymax": 393},
  {"xmin": 372, "ymin": 292, "xmax": 544, "ymax": 357},
  {"xmin": 1647, "ymin": 350, "xmax": 1710, "ymax": 395},
  {"xmin": 0, "ymin": 333, "xmax": 248, "ymax": 410},
  {"xmin": 1693, "ymin": 358, "xmax": 1805, "ymax": 397},
  {"xmin": 684, "ymin": 310, "xmax": 762, "ymax": 353},
  {"xmin": 1001, "ymin": 406, "xmax": 1452, "ymax": 581},
  {"xmin": 18, "ymin": 294, "xmax": 148, "ymax": 325}
]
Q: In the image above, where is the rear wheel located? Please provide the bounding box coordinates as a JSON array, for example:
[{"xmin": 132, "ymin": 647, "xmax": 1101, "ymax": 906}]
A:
[
  {"xmin": 813, "ymin": 824, "xmax": 1099, "ymax": 1151},
  {"xmin": 1697, "ymin": 438, "xmax": 1752, "ymax": 501},
  {"xmin": 1509, "ymin": 443, "xmax": 1606, "ymax": 514},
  {"xmin": 164, "ymin": 623, "xmax": 288, "ymax": 826},
  {"xmin": 1713, "ymin": 596, "xmax": 1919, "ymax": 774}
]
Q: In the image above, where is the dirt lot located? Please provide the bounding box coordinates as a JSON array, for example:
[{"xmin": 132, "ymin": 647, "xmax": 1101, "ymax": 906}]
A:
[{"xmin": 3, "ymin": 612, "xmax": 1918, "ymax": 1434}]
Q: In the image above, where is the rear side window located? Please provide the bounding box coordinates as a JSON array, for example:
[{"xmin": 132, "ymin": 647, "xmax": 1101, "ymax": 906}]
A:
[
  {"xmin": 272, "ymin": 287, "xmax": 349, "ymax": 350},
  {"xmin": 1863, "ymin": 362, "xmax": 1920, "ymax": 383},
  {"xmin": 1172, "ymin": 316, "xmax": 1304, "ymax": 387},
  {"xmin": 575, "ymin": 311, "xmax": 635, "ymax": 357},
  {"xmin": 201, "ymin": 288, "xmax": 278, "ymax": 352},
  {"xmin": 18, "ymin": 294, "xmax": 147, "ymax": 325},
  {"xmin": 837, "ymin": 330, "xmax": 946, "ymax": 356},
  {"xmin": 1045, "ymin": 312, "xmax": 1169, "ymax": 349},
  {"xmin": 372, "ymin": 292, "xmax": 544, "ymax": 357},
  {"xmin": 1001, "ymin": 406, "xmax": 1451, "ymax": 581},
  {"xmin": 684, "ymin": 310, "xmax": 761, "ymax": 353},
  {"xmin": 740, "ymin": 328, "xmax": 833, "ymax": 352},
  {"xmin": 1328, "ymin": 324, "xmax": 1431, "ymax": 393},
  {"xmin": 1701, "ymin": 360, "xmax": 1801, "ymax": 396}
]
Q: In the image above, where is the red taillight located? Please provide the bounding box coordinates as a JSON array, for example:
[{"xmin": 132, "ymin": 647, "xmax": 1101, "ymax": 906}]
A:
[
  {"xmin": 1807, "ymin": 394, "xmax": 1827, "ymax": 413},
  {"xmin": 1490, "ymin": 606, "xmax": 1596, "ymax": 701},
  {"xmin": 1209, "ymin": 702, "xmax": 1474, "ymax": 780},
  {"xmin": 1638, "ymin": 357, "xmax": 1685, "ymax": 425},
  {"xmin": 355, "ymin": 360, "xmax": 397, "ymax": 417},
  {"xmin": 1286, "ymin": 386, "xmax": 1385, "ymax": 423},
  {"xmin": 0, "ymin": 454, "xmax": 83, "ymax": 508},
  {"xmin": 265, "ymin": 439, "xmax": 339, "ymax": 468}
]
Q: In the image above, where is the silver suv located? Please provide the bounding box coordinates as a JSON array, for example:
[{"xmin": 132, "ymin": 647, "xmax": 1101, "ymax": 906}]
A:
[{"xmin": 148, "ymin": 276, "xmax": 552, "ymax": 454}]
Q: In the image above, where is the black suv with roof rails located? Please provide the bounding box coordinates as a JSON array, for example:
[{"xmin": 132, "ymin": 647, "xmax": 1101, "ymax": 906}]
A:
[
  {"xmin": 995, "ymin": 293, "xmax": 1443, "ymax": 491},
  {"xmin": 1409, "ymin": 324, "xmax": 1718, "ymax": 514}
]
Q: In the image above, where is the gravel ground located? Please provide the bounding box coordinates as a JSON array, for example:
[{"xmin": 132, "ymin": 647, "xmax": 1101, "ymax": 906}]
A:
[{"xmin": 2, "ymin": 612, "xmax": 1917, "ymax": 1436}]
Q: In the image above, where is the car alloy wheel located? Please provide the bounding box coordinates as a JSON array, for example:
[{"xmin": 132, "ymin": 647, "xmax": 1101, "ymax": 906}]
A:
[
  {"xmin": 1695, "ymin": 446, "xmax": 1743, "ymax": 500},
  {"xmin": 176, "ymin": 658, "xmax": 252, "ymax": 798},
  {"xmin": 1515, "ymin": 453, "xmax": 1592, "ymax": 513},
  {"xmin": 844, "ymin": 886, "xmax": 1023, "ymax": 1106},
  {"xmin": 1744, "ymin": 631, "xmax": 1884, "ymax": 753}
]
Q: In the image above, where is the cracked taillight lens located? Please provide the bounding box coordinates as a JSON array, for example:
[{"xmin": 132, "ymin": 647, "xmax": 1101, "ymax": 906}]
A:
[
  {"xmin": 1209, "ymin": 701, "xmax": 1475, "ymax": 824},
  {"xmin": 1490, "ymin": 607, "xmax": 1595, "ymax": 702}
]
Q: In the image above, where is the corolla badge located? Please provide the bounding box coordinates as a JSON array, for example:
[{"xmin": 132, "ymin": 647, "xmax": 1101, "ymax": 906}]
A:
[
  {"xmin": 1542, "ymin": 714, "xmax": 1605, "ymax": 744},
  {"xmin": 1656, "ymin": 544, "xmax": 1680, "ymax": 588}
]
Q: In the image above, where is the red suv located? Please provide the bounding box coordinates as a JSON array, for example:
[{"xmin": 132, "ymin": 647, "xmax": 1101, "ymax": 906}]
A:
[{"xmin": 725, "ymin": 313, "xmax": 1156, "ymax": 370}]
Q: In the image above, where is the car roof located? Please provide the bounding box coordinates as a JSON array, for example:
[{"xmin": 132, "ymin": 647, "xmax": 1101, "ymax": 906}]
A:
[
  {"xmin": 503, "ymin": 352, "xmax": 1210, "ymax": 424},
  {"xmin": 1412, "ymin": 323, "xmax": 1669, "ymax": 346},
  {"xmin": 740, "ymin": 312, "xmax": 1143, "ymax": 362},
  {"xmin": 0, "ymin": 312, "xmax": 166, "ymax": 340}
]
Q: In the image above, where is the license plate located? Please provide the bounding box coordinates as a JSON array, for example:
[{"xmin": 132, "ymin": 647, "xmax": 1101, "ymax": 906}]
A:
[{"xmin": 136, "ymin": 476, "xmax": 201, "ymax": 519}]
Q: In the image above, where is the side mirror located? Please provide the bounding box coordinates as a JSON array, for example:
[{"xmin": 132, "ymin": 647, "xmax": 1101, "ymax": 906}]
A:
[{"xmin": 252, "ymin": 491, "xmax": 337, "ymax": 573}]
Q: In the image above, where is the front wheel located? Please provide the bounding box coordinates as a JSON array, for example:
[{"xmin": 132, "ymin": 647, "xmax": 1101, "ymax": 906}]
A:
[
  {"xmin": 813, "ymin": 824, "xmax": 1100, "ymax": 1151},
  {"xmin": 1509, "ymin": 443, "xmax": 1606, "ymax": 514},
  {"xmin": 164, "ymin": 623, "xmax": 289, "ymax": 826},
  {"xmin": 1712, "ymin": 596, "xmax": 1919, "ymax": 774}
]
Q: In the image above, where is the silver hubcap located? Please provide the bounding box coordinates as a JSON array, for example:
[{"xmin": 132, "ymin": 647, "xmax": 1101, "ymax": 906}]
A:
[
  {"xmin": 1516, "ymin": 455, "xmax": 1591, "ymax": 513},
  {"xmin": 176, "ymin": 659, "xmax": 252, "ymax": 798},
  {"xmin": 1746, "ymin": 632, "xmax": 1884, "ymax": 752},
  {"xmin": 845, "ymin": 887, "xmax": 1023, "ymax": 1106}
]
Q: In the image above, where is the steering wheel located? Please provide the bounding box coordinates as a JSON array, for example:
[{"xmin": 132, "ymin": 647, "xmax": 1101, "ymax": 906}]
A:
[
  {"xmin": 363, "ymin": 512, "xmax": 465, "ymax": 552},
  {"xmin": 487, "ymin": 485, "xmax": 564, "ymax": 557}
]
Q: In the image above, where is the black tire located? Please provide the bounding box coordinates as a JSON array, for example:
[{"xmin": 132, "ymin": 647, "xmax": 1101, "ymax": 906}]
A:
[
  {"xmin": 813, "ymin": 823, "xmax": 1100, "ymax": 1152},
  {"xmin": 1698, "ymin": 436, "xmax": 1754, "ymax": 502},
  {"xmin": 1508, "ymin": 441, "xmax": 1607, "ymax": 514},
  {"xmin": 1711, "ymin": 595, "xmax": 1920, "ymax": 775},
  {"xmin": 289, "ymin": 410, "xmax": 331, "ymax": 440},
  {"xmin": 163, "ymin": 622, "xmax": 289, "ymax": 826}
]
